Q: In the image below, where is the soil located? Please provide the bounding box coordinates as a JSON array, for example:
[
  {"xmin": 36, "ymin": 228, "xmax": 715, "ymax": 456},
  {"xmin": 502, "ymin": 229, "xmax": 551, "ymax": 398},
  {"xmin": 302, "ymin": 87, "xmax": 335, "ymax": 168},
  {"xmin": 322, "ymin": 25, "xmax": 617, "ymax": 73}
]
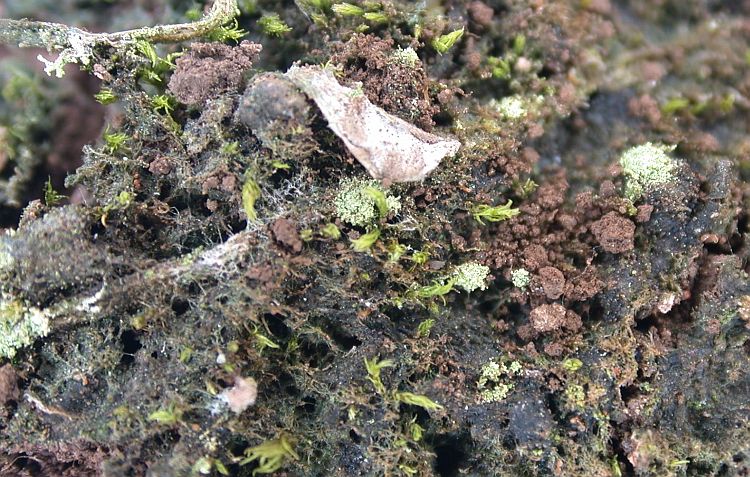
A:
[
  {"xmin": 590, "ymin": 212, "xmax": 636, "ymax": 254},
  {"xmin": 168, "ymin": 41, "xmax": 262, "ymax": 106},
  {"xmin": 0, "ymin": 1, "xmax": 749, "ymax": 476}
]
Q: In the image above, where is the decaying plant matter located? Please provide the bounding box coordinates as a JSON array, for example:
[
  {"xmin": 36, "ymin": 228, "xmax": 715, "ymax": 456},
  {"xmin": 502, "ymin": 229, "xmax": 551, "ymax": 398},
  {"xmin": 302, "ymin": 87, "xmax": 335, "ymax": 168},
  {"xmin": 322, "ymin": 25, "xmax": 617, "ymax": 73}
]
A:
[{"xmin": 286, "ymin": 64, "xmax": 461, "ymax": 183}]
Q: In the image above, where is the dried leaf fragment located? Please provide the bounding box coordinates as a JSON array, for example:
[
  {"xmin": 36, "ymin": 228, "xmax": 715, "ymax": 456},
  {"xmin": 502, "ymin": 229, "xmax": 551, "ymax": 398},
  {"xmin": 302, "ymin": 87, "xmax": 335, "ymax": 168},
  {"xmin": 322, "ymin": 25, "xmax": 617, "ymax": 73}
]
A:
[
  {"xmin": 219, "ymin": 376, "xmax": 258, "ymax": 414},
  {"xmin": 285, "ymin": 65, "xmax": 461, "ymax": 182}
]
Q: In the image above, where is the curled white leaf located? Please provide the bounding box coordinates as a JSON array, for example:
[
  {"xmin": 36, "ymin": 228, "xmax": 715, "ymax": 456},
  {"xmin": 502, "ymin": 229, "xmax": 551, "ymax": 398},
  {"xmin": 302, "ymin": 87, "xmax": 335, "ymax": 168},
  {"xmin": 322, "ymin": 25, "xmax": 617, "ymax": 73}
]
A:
[{"xmin": 286, "ymin": 65, "xmax": 461, "ymax": 183}]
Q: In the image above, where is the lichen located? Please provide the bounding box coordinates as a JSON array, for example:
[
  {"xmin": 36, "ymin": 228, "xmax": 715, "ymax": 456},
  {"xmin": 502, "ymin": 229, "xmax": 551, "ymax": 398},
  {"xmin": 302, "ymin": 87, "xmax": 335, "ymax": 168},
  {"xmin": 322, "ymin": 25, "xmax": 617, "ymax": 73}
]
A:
[
  {"xmin": 477, "ymin": 358, "xmax": 523, "ymax": 403},
  {"xmin": 0, "ymin": 234, "xmax": 14, "ymax": 274},
  {"xmin": 564, "ymin": 383, "xmax": 586, "ymax": 409},
  {"xmin": 453, "ymin": 261, "xmax": 490, "ymax": 293},
  {"xmin": 619, "ymin": 142, "xmax": 678, "ymax": 201},
  {"xmin": 334, "ymin": 178, "xmax": 400, "ymax": 227},
  {"xmin": 390, "ymin": 47, "xmax": 419, "ymax": 68},
  {"xmin": 510, "ymin": 268, "xmax": 531, "ymax": 289},
  {"xmin": 495, "ymin": 95, "xmax": 527, "ymax": 119},
  {"xmin": 0, "ymin": 297, "xmax": 50, "ymax": 359}
]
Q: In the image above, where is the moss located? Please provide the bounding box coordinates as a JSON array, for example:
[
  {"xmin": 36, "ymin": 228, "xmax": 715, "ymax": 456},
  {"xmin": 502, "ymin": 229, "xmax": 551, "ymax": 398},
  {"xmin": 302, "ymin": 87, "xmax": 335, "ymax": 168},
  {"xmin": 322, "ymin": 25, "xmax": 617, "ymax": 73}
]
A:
[
  {"xmin": 240, "ymin": 433, "xmax": 299, "ymax": 474},
  {"xmin": 393, "ymin": 391, "xmax": 443, "ymax": 411},
  {"xmin": 0, "ymin": 61, "xmax": 55, "ymax": 208},
  {"xmin": 242, "ymin": 175, "xmax": 262, "ymax": 221},
  {"xmin": 257, "ymin": 14, "xmax": 292, "ymax": 37},
  {"xmin": 431, "ymin": 28, "xmax": 465, "ymax": 55},
  {"xmin": 331, "ymin": 3, "xmax": 365, "ymax": 17},
  {"xmin": 619, "ymin": 142, "xmax": 678, "ymax": 201},
  {"xmin": 350, "ymin": 228, "xmax": 380, "ymax": 252},
  {"xmin": 471, "ymin": 201, "xmax": 520, "ymax": 224},
  {"xmin": 562, "ymin": 358, "xmax": 583, "ymax": 372},
  {"xmin": 0, "ymin": 0, "xmax": 747, "ymax": 474},
  {"xmin": 319, "ymin": 223, "xmax": 341, "ymax": 239},
  {"xmin": 364, "ymin": 356, "xmax": 394, "ymax": 395}
]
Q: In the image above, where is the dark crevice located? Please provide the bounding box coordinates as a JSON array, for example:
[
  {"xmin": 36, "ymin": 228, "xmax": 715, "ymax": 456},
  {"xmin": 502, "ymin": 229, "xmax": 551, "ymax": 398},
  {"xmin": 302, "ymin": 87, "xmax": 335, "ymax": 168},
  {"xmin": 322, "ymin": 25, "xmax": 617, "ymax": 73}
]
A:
[
  {"xmin": 432, "ymin": 431, "xmax": 472, "ymax": 477},
  {"xmin": 118, "ymin": 329, "xmax": 142, "ymax": 367}
]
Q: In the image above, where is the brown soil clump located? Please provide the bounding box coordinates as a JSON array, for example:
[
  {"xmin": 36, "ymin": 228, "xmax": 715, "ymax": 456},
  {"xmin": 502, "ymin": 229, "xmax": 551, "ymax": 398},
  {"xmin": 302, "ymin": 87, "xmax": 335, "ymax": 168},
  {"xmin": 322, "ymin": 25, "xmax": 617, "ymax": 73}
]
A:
[
  {"xmin": 468, "ymin": 1, "xmax": 494, "ymax": 28},
  {"xmin": 590, "ymin": 212, "xmax": 635, "ymax": 254},
  {"xmin": 237, "ymin": 73, "xmax": 310, "ymax": 136},
  {"xmin": 538, "ymin": 266, "xmax": 565, "ymax": 299},
  {"xmin": 565, "ymin": 269, "xmax": 604, "ymax": 301},
  {"xmin": 271, "ymin": 218, "xmax": 303, "ymax": 253},
  {"xmin": 168, "ymin": 41, "xmax": 262, "ymax": 106},
  {"xmin": 0, "ymin": 365, "xmax": 19, "ymax": 405},
  {"xmin": 331, "ymin": 34, "xmax": 439, "ymax": 130},
  {"xmin": 530, "ymin": 303, "xmax": 567, "ymax": 333}
]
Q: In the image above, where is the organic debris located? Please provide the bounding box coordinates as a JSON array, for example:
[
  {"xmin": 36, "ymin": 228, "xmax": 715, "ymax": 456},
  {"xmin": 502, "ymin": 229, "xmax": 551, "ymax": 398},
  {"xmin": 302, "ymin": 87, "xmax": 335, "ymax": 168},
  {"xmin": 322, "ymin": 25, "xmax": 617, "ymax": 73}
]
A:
[{"xmin": 285, "ymin": 65, "xmax": 461, "ymax": 182}]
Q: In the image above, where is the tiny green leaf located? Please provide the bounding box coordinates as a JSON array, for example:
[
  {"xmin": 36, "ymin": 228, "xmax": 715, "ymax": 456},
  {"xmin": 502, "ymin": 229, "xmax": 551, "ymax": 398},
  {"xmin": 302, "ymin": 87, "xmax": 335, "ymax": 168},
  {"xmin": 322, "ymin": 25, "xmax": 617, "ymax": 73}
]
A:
[
  {"xmin": 242, "ymin": 176, "xmax": 261, "ymax": 221},
  {"xmin": 350, "ymin": 228, "xmax": 380, "ymax": 252},
  {"xmin": 394, "ymin": 391, "xmax": 444, "ymax": 411},
  {"xmin": 432, "ymin": 27, "xmax": 464, "ymax": 54},
  {"xmin": 258, "ymin": 14, "xmax": 292, "ymax": 37},
  {"xmin": 470, "ymin": 201, "xmax": 520, "ymax": 225}
]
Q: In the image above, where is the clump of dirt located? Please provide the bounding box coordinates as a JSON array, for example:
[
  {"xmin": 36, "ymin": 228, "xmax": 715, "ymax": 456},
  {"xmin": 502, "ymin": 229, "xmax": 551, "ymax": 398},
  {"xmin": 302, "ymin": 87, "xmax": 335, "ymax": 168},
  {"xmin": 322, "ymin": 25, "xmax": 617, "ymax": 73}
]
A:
[
  {"xmin": 467, "ymin": 1, "xmax": 495, "ymax": 29},
  {"xmin": 0, "ymin": 364, "xmax": 19, "ymax": 406},
  {"xmin": 537, "ymin": 266, "xmax": 565, "ymax": 299},
  {"xmin": 331, "ymin": 34, "xmax": 440, "ymax": 130},
  {"xmin": 235, "ymin": 72, "xmax": 316, "ymax": 159},
  {"xmin": 591, "ymin": 211, "xmax": 636, "ymax": 254},
  {"xmin": 270, "ymin": 217, "xmax": 303, "ymax": 253},
  {"xmin": 168, "ymin": 40, "xmax": 262, "ymax": 106},
  {"xmin": 529, "ymin": 303, "xmax": 567, "ymax": 333}
]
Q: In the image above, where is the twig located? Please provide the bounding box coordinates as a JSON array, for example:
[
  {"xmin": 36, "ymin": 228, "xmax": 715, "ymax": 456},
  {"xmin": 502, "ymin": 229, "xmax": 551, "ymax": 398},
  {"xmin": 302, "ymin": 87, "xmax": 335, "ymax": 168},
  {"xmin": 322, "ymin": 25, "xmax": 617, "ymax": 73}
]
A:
[{"xmin": 0, "ymin": 0, "xmax": 239, "ymax": 77}]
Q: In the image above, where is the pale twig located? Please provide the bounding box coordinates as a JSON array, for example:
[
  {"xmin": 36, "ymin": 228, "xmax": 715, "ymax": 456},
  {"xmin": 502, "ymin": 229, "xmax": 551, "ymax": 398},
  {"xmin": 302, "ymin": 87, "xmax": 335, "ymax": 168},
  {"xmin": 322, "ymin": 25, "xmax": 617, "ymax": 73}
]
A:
[{"xmin": 0, "ymin": 0, "xmax": 239, "ymax": 77}]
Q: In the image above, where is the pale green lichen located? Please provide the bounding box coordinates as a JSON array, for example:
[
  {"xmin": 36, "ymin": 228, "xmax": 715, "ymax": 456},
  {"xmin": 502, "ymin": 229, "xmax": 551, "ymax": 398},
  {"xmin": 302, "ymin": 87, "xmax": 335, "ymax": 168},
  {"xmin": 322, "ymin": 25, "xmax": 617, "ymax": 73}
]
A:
[
  {"xmin": 453, "ymin": 262, "xmax": 490, "ymax": 293},
  {"xmin": 496, "ymin": 95, "xmax": 527, "ymax": 119},
  {"xmin": 510, "ymin": 268, "xmax": 531, "ymax": 289},
  {"xmin": 619, "ymin": 142, "xmax": 678, "ymax": 201},
  {"xmin": 0, "ymin": 297, "xmax": 51, "ymax": 359},
  {"xmin": 493, "ymin": 94, "xmax": 544, "ymax": 120},
  {"xmin": 334, "ymin": 178, "xmax": 401, "ymax": 227},
  {"xmin": 390, "ymin": 47, "xmax": 420, "ymax": 68},
  {"xmin": 564, "ymin": 383, "xmax": 586, "ymax": 409},
  {"xmin": 477, "ymin": 358, "xmax": 523, "ymax": 403},
  {"xmin": 0, "ymin": 234, "xmax": 14, "ymax": 274}
]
